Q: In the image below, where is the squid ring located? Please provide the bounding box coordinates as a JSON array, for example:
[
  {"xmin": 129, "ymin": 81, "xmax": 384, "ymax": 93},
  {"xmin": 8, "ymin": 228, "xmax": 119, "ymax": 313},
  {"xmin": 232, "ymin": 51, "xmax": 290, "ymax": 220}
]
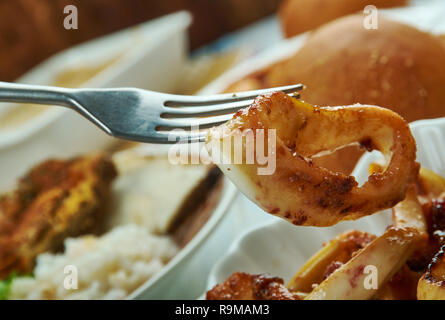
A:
[{"xmin": 206, "ymin": 91, "xmax": 418, "ymax": 226}]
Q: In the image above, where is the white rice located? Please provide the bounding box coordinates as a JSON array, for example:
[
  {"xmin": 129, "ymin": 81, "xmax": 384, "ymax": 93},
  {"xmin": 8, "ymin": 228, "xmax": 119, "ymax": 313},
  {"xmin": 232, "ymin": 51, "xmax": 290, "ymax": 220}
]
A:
[{"xmin": 9, "ymin": 224, "xmax": 178, "ymax": 300}]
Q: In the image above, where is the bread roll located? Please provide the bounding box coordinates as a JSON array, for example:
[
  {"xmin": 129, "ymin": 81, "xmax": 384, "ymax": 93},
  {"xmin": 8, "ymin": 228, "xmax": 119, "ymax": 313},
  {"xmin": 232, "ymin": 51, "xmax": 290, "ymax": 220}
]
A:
[
  {"xmin": 279, "ymin": 0, "xmax": 407, "ymax": 37},
  {"xmin": 226, "ymin": 15, "xmax": 445, "ymax": 173}
]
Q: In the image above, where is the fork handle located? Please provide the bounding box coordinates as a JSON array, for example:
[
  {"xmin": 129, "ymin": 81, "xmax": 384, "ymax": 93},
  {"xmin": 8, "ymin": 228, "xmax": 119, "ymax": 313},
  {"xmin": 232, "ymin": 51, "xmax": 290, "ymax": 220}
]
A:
[{"xmin": 0, "ymin": 81, "xmax": 75, "ymax": 107}]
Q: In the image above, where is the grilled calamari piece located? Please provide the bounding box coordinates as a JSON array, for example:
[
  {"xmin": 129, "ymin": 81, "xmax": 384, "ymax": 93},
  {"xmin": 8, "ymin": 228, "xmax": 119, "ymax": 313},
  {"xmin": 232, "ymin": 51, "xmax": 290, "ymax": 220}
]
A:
[
  {"xmin": 373, "ymin": 264, "xmax": 421, "ymax": 300},
  {"xmin": 306, "ymin": 227, "xmax": 418, "ymax": 300},
  {"xmin": 206, "ymin": 272, "xmax": 301, "ymax": 300},
  {"xmin": 288, "ymin": 230, "xmax": 375, "ymax": 293},
  {"xmin": 418, "ymin": 245, "xmax": 445, "ymax": 300},
  {"xmin": 416, "ymin": 169, "xmax": 445, "ymax": 299},
  {"xmin": 0, "ymin": 154, "xmax": 117, "ymax": 278},
  {"xmin": 206, "ymin": 92, "xmax": 418, "ymax": 226},
  {"xmin": 289, "ymin": 190, "xmax": 425, "ymax": 300},
  {"xmin": 370, "ymin": 163, "xmax": 444, "ymax": 271},
  {"xmin": 207, "ymin": 228, "xmax": 418, "ymax": 300},
  {"xmin": 392, "ymin": 185, "xmax": 428, "ymax": 239},
  {"xmin": 374, "ymin": 166, "xmax": 445, "ymax": 299},
  {"xmin": 305, "ymin": 180, "xmax": 428, "ymax": 300},
  {"xmin": 393, "ymin": 184, "xmax": 433, "ymax": 273}
]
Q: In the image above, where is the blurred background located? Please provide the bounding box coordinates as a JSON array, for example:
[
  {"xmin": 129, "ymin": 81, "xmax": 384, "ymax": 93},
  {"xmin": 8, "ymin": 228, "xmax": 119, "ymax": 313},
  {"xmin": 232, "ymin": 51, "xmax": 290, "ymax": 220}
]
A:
[{"xmin": 0, "ymin": 0, "xmax": 281, "ymax": 82}]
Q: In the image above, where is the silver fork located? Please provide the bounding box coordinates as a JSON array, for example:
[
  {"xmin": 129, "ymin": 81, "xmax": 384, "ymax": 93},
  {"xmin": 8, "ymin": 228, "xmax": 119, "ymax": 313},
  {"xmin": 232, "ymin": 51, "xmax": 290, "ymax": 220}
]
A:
[{"xmin": 0, "ymin": 82, "xmax": 302, "ymax": 143}]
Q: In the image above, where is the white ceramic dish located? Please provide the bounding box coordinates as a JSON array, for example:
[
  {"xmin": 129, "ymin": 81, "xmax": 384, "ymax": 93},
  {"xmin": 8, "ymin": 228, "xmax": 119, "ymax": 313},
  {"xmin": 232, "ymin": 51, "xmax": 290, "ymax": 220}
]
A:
[
  {"xmin": 0, "ymin": 11, "xmax": 191, "ymax": 192},
  {"xmin": 129, "ymin": 176, "xmax": 238, "ymax": 300},
  {"xmin": 204, "ymin": 116, "xmax": 445, "ymax": 294}
]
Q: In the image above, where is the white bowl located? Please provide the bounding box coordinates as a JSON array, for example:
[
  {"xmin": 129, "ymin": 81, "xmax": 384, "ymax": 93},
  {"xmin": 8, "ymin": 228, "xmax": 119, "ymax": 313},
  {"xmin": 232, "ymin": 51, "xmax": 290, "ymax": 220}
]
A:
[
  {"xmin": 204, "ymin": 116, "xmax": 445, "ymax": 294},
  {"xmin": 0, "ymin": 11, "xmax": 191, "ymax": 192}
]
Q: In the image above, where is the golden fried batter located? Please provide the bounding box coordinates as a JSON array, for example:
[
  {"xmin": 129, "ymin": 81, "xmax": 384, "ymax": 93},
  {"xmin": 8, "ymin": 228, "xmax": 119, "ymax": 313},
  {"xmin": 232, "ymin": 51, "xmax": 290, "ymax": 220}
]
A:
[{"xmin": 0, "ymin": 154, "xmax": 117, "ymax": 279}]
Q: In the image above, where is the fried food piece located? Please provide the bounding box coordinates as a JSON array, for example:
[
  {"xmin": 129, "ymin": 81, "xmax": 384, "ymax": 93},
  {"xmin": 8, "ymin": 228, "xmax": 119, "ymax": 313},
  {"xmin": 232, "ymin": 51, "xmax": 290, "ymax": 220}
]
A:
[
  {"xmin": 385, "ymin": 168, "xmax": 445, "ymax": 299},
  {"xmin": 373, "ymin": 264, "xmax": 421, "ymax": 300},
  {"xmin": 365, "ymin": 182, "xmax": 425, "ymax": 300},
  {"xmin": 417, "ymin": 168, "xmax": 445, "ymax": 200},
  {"xmin": 392, "ymin": 185, "xmax": 428, "ymax": 239},
  {"xmin": 371, "ymin": 164, "xmax": 444, "ymax": 273},
  {"xmin": 288, "ymin": 230, "xmax": 376, "ymax": 292},
  {"xmin": 206, "ymin": 92, "xmax": 418, "ymax": 226},
  {"xmin": 0, "ymin": 154, "xmax": 117, "ymax": 279},
  {"xmin": 226, "ymin": 15, "xmax": 445, "ymax": 174},
  {"xmin": 307, "ymin": 227, "xmax": 418, "ymax": 300},
  {"xmin": 279, "ymin": 0, "xmax": 406, "ymax": 37},
  {"xmin": 392, "ymin": 184, "xmax": 433, "ymax": 272},
  {"xmin": 414, "ymin": 196, "xmax": 445, "ymax": 296},
  {"xmin": 388, "ymin": 167, "xmax": 445, "ymax": 272},
  {"xmin": 418, "ymin": 192, "xmax": 445, "ymax": 300},
  {"xmin": 206, "ymin": 272, "xmax": 300, "ymax": 300},
  {"xmin": 418, "ymin": 245, "xmax": 445, "ymax": 300},
  {"xmin": 209, "ymin": 229, "xmax": 418, "ymax": 300}
]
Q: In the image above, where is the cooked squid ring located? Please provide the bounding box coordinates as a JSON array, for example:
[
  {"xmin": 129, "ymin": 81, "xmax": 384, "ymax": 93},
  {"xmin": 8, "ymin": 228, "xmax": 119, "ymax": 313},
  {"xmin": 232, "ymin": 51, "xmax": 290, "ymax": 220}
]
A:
[
  {"xmin": 287, "ymin": 230, "xmax": 376, "ymax": 293},
  {"xmin": 206, "ymin": 91, "xmax": 418, "ymax": 226},
  {"xmin": 415, "ymin": 168, "xmax": 445, "ymax": 300},
  {"xmin": 306, "ymin": 227, "xmax": 418, "ymax": 300},
  {"xmin": 392, "ymin": 185, "xmax": 428, "ymax": 239}
]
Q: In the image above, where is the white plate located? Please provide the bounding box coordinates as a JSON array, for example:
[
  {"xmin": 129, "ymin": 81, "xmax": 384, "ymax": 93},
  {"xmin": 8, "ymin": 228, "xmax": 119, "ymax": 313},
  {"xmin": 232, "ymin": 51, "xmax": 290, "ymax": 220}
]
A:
[
  {"xmin": 204, "ymin": 117, "xmax": 445, "ymax": 294},
  {"xmin": 129, "ymin": 176, "xmax": 238, "ymax": 300},
  {"xmin": 0, "ymin": 11, "xmax": 191, "ymax": 192}
]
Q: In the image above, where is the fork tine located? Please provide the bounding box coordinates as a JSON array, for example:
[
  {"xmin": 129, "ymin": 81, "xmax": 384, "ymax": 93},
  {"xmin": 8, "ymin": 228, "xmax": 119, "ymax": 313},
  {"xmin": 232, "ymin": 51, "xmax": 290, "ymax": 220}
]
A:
[
  {"xmin": 162, "ymin": 90, "xmax": 300, "ymax": 118},
  {"xmin": 162, "ymin": 99, "xmax": 253, "ymax": 117},
  {"xmin": 164, "ymin": 84, "xmax": 303, "ymax": 107},
  {"xmin": 158, "ymin": 113, "xmax": 234, "ymax": 130}
]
